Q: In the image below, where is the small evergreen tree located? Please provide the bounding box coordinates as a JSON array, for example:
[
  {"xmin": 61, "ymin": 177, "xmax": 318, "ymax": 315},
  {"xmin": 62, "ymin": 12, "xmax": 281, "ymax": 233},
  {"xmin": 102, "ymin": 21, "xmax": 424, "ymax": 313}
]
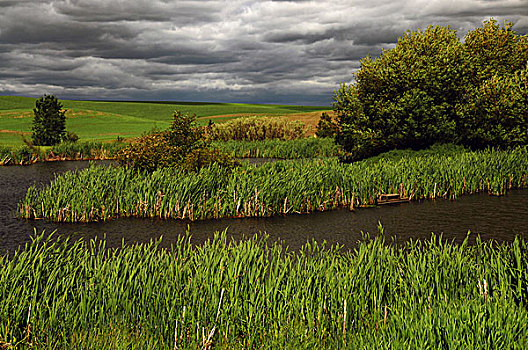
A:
[{"xmin": 32, "ymin": 95, "xmax": 66, "ymax": 146}]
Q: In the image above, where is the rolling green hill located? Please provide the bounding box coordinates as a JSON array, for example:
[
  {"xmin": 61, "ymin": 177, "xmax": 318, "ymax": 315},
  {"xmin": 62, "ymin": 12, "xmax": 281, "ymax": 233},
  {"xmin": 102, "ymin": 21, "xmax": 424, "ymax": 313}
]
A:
[{"xmin": 0, "ymin": 96, "xmax": 329, "ymax": 146}]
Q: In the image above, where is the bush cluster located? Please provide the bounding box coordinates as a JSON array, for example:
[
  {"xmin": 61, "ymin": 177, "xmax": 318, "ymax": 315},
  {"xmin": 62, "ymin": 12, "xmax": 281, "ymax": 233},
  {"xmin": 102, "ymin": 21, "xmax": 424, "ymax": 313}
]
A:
[
  {"xmin": 116, "ymin": 111, "xmax": 238, "ymax": 172},
  {"xmin": 206, "ymin": 116, "xmax": 309, "ymax": 141},
  {"xmin": 334, "ymin": 19, "xmax": 528, "ymax": 160}
]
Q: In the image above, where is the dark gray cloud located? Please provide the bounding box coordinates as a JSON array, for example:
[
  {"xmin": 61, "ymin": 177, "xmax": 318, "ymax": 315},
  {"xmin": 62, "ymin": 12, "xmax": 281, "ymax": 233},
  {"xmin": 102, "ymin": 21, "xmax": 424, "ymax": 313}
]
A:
[{"xmin": 1, "ymin": 0, "xmax": 527, "ymax": 105}]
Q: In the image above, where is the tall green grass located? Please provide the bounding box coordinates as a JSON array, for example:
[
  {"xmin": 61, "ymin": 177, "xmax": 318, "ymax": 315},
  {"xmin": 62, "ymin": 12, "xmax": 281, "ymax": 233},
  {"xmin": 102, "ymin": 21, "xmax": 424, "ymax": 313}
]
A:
[
  {"xmin": 50, "ymin": 140, "xmax": 126, "ymax": 160},
  {"xmin": 211, "ymin": 138, "xmax": 340, "ymax": 159},
  {"xmin": 1, "ymin": 230, "xmax": 528, "ymax": 348},
  {"xmin": 19, "ymin": 146, "xmax": 528, "ymax": 222}
]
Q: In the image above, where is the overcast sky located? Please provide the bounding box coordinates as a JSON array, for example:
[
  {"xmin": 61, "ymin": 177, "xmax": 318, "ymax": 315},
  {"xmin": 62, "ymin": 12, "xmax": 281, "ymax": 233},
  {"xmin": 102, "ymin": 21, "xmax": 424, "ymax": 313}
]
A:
[{"xmin": 0, "ymin": 0, "xmax": 527, "ymax": 105}]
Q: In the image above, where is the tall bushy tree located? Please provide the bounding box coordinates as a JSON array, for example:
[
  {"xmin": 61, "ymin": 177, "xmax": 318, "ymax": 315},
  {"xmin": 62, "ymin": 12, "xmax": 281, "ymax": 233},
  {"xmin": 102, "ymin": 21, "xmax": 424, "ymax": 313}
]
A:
[
  {"xmin": 334, "ymin": 19, "xmax": 528, "ymax": 160},
  {"xmin": 459, "ymin": 20, "xmax": 528, "ymax": 148},
  {"xmin": 459, "ymin": 65, "xmax": 528, "ymax": 148},
  {"xmin": 32, "ymin": 95, "xmax": 66, "ymax": 146},
  {"xmin": 464, "ymin": 20, "xmax": 527, "ymax": 84}
]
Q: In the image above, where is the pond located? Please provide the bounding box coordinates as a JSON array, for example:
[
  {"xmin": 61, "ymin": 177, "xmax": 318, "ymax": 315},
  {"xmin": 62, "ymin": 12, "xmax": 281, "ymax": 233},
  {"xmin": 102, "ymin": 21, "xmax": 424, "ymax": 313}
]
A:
[{"xmin": 1, "ymin": 160, "xmax": 528, "ymax": 254}]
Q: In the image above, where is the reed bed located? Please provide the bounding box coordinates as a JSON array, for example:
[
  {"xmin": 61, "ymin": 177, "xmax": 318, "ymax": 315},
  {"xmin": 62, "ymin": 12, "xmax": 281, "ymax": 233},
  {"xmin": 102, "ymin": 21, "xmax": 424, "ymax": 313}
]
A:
[
  {"xmin": 0, "ymin": 145, "xmax": 44, "ymax": 165},
  {"xmin": 19, "ymin": 146, "xmax": 528, "ymax": 222},
  {"xmin": 207, "ymin": 116, "xmax": 309, "ymax": 141},
  {"xmin": 0, "ymin": 141, "xmax": 126, "ymax": 166},
  {"xmin": 49, "ymin": 141, "xmax": 126, "ymax": 160},
  {"xmin": 1, "ymin": 231, "xmax": 528, "ymax": 348},
  {"xmin": 211, "ymin": 138, "xmax": 340, "ymax": 159}
]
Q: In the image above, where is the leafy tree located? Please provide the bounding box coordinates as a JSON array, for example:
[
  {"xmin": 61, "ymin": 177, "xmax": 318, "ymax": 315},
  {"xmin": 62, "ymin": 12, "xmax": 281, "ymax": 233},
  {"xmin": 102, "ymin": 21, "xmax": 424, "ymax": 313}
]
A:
[
  {"xmin": 458, "ymin": 19, "xmax": 528, "ymax": 147},
  {"xmin": 165, "ymin": 110, "xmax": 206, "ymax": 151},
  {"xmin": 459, "ymin": 65, "xmax": 528, "ymax": 148},
  {"xmin": 334, "ymin": 19, "xmax": 528, "ymax": 160},
  {"xmin": 464, "ymin": 20, "xmax": 527, "ymax": 84},
  {"xmin": 32, "ymin": 95, "xmax": 67, "ymax": 146}
]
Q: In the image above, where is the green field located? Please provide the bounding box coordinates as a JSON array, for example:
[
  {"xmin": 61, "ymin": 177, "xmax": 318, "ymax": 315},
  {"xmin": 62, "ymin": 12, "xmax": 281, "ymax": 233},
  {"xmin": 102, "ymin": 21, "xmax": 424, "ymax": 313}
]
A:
[{"xmin": 0, "ymin": 96, "xmax": 329, "ymax": 146}]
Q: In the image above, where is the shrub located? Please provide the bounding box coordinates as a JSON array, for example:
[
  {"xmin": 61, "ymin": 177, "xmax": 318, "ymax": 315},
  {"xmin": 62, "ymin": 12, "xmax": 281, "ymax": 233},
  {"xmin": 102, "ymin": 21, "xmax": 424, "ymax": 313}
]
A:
[
  {"xmin": 207, "ymin": 116, "xmax": 309, "ymax": 141},
  {"xmin": 62, "ymin": 131, "xmax": 79, "ymax": 143},
  {"xmin": 181, "ymin": 148, "xmax": 240, "ymax": 172},
  {"xmin": 32, "ymin": 95, "xmax": 67, "ymax": 146},
  {"xmin": 116, "ymin": 110, "xmax": 237, "ymax": 172},
  {"xmin": 116, "ymin": 131, "xmax": 183, "ymax": 172}
]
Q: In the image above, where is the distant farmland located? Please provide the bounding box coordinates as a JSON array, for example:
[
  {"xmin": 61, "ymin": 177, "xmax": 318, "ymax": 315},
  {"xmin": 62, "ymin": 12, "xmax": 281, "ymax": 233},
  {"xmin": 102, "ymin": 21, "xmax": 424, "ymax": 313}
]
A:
[{"xmin": 0, "ymin": 96, "xmax": 329, "ymax": 146}]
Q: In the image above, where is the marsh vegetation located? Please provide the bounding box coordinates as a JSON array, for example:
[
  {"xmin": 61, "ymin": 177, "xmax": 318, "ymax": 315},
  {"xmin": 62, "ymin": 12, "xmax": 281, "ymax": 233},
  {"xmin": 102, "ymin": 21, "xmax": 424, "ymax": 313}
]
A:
[
  {"xmin": 1, "ymin": 231, "xmax": 528, "ymax": 348},
  {"xmin": 1, "ymin": 18, "xmax": 528, "ymax": 349}
]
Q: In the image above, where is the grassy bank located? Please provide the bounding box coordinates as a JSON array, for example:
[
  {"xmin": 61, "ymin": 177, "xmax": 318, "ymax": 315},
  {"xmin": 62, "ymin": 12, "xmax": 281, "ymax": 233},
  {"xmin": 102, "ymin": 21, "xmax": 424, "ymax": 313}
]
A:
[
  {"xmin": 0, "ymin": 141, "xmax": 125, "ymax": 165},
  {"xmin": 1, "ymin": 231, "xmax": 527, "ymax": 348},
  {"xmin": 212, "ymin": 138, "xmax": 340, "ymax": 159},
  {"xmin": 19, "ymin": 146, "xmax": 528, "ymax": 222},
  {"xmin": 0, "ymin": 96, "xmax": 328, "ymax": 146},
  {"xmin": 0, "ymin": 137, "xmax": 335, "ymax": 166}
]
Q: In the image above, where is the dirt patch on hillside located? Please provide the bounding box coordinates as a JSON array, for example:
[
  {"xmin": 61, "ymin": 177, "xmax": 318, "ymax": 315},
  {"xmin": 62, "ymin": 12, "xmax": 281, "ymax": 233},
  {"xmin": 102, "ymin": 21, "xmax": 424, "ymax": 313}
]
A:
[
  {"xmin": 282, "ymin": 111, "xmax": 334, "ymax": 135},
  {"xmin": 0, "ymin": 129, "xmax": 30, "ymax": 135},
  {"xmin": 198, "ymin": 113, "xmax": 269, "ymax": 120},
  {"xmin": 65, "ymin": 109, "xmax": 119, "ymax": 119},
  {"xmin": 0, "ymin": 111, "xmax": 33, "ymax": 119}
]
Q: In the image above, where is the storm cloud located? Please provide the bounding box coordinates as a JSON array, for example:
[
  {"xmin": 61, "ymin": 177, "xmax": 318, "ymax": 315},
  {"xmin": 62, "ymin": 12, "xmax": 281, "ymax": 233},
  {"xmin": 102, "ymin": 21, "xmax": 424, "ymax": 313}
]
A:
[{"xmin": 1, "ymin": 0, "xmax": 527, "ymax": 105}]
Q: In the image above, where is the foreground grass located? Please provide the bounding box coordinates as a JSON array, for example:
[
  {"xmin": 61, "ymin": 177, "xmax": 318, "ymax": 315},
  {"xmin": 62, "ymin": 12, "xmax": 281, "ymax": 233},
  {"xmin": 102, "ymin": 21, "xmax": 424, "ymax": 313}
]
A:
[
  {"xmin": 1, "ymin": 230, "xmax": 528, "ymax": 349},
  {"xmin": 0, "ymin": 96, "xmax": 328, "ymax": 146},
  {"xmin": 19, "ymin": 146, "xmax": 528, "ymax": 222}
]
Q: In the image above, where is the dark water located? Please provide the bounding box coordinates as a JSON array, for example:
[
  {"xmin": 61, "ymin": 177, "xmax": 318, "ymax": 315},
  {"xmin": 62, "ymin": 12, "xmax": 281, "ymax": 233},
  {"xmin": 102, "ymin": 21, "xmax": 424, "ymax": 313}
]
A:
[{"xmin": 1, "ymin": 160, "xmax": 528, "ymax": 254}]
